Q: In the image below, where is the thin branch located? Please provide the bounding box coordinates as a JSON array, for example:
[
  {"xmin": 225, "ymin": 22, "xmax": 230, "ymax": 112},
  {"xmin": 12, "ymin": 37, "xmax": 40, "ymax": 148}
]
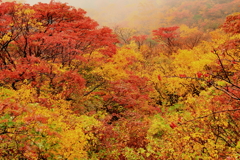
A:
[
  {"xmin": 180, "ymin": 108, "xmax": 240, "ymax": 125},
  {"xmin": 83, "ymin": 81, "xmax": 105, "ymax": 97},
  {"xmin": 211, "ymin": 83, "xmax": 240, "ymax": 100},
  {"xmin": 212, "ymin": 49, "xmax": 232, "ymax": 83}
]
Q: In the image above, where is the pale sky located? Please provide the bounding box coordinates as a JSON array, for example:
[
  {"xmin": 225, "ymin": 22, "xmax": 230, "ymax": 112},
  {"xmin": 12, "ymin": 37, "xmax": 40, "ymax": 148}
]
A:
[
  {"xmin": 24, "ymin": 0, "xmax": 143, "ymax": 26},
  {"xmin": 25, "ymin": 0, "xmax": 139, "ymax": 9},
  {"xmin": 25, "ymin": 0, "xmax": 50, "ymax": 5},
  {"xmin": 25, "ymin": 0, "xmax": 106, "ymax": 8}
]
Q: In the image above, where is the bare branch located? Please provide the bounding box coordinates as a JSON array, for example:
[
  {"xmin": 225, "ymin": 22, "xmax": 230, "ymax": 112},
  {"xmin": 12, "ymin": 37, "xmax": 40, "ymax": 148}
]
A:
[{"xmin": 180, "ymin": 108, "xmax": 240, "ymax": 125}]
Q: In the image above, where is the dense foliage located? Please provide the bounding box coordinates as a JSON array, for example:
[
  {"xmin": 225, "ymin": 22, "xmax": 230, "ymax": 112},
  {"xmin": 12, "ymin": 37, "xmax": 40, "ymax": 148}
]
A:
[{"xmin": 0, "ymin": 0, "xmax": 239, "ymax": 159}]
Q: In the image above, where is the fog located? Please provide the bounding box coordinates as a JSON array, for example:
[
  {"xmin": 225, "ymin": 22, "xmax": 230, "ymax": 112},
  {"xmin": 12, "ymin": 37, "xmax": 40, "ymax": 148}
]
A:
[
  {"xmin": 21, "ymin": 0, "xmax": 240, "ymax": 34},
  {"xmin": 24, "ymin": 0, "xmax": 163, "ymax": 31}
]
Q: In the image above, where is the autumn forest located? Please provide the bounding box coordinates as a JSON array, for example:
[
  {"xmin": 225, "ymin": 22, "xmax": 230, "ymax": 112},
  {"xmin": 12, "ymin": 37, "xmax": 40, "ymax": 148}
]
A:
[{"xmin": 0, "ymin": 0, "xmax": 240, "ymax": 159}]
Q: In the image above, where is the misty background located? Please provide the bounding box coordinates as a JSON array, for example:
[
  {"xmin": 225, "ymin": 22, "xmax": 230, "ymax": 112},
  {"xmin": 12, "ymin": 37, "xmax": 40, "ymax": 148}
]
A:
[
  {"xmin": 20, "ymin": 0, "xmax": 240, "ymax": 34},
  {"xmin": 24, "ymin": 0, "xmax": 163, "ymax": 30}
]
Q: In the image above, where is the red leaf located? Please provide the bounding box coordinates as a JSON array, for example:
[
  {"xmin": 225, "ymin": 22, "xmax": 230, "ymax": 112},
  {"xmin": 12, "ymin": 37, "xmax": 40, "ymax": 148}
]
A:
[
  {"xmin": 197, "ymin": 72, "xmax": 203, "ymax": 78},
  {"xmin": 232, "ymin": 60, "xmax": 237, "ymax": 64},
  {"xmin": 204, "ymin": 73, "xmax": 210, "ymax": 77},
  {"xmin": 170, "ymin": 122, "xmax": 177, "ymax": 129},
  {"xmin": 179, "ymin": 74, "xmax": 187, "ymax": 78}
]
